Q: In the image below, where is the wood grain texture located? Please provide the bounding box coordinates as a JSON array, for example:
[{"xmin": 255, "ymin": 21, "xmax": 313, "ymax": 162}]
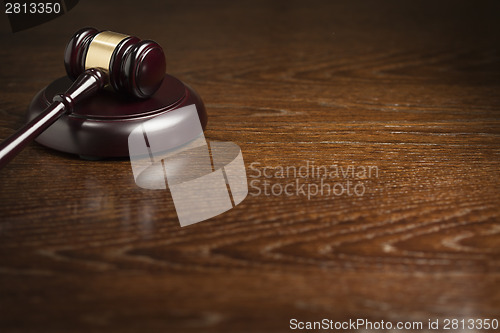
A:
[{"xmin": 0, "ymin": 0, "xmax": 499, "ymax": 332}]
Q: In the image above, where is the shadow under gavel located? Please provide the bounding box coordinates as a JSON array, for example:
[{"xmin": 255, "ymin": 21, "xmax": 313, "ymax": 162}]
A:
[{"xmin": 0, "ymin": 27, "xmax": 166, "ymax": 169}]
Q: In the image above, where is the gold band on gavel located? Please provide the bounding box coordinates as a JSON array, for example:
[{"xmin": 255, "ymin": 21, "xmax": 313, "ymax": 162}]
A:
[{"xmin": 85, "ymin": 31, "xmax": 130, "ymax": 73}]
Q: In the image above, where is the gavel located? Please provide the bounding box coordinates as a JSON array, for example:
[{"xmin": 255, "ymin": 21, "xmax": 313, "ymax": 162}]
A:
[{"xmin": 0, "ymin": 27, "xmax": 166, "ymax": 169}]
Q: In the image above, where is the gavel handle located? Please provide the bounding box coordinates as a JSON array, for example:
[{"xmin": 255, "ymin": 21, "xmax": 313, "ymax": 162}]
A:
[{"xmin": 0, "ymin": 68, "xmax": 106, "ymax": 169}]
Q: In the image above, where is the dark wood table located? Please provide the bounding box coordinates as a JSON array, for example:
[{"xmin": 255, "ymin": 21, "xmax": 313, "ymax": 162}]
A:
[{"xmin": 1, "ymin": 0, "xmax": 499, "ymax": 331}]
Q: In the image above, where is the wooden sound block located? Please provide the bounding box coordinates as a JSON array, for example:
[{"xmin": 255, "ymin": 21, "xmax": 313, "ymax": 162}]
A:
[{"xmin": 26, "ymin": 74, "xmax": 207, "ymax": 159}]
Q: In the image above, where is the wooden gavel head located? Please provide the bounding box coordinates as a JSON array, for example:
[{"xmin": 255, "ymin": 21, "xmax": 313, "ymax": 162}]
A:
[{"xmin": 64, "ymin": 27, "xmax": 166, "ymax": 98}]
